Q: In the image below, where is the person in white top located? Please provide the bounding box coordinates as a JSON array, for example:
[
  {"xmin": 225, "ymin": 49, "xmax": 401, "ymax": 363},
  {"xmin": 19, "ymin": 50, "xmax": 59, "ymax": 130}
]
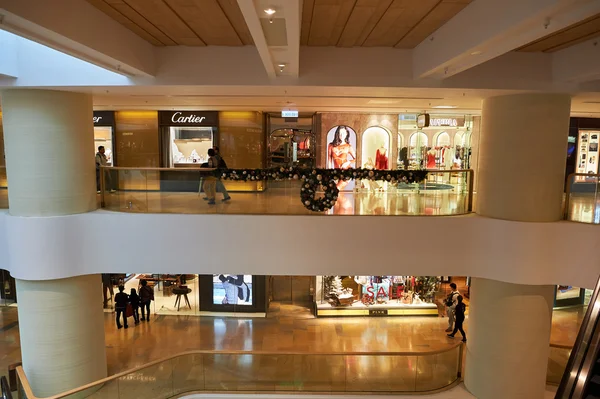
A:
[{"xmin": 445, "ymin": 283, "xmax": 460, "ymax": 333}]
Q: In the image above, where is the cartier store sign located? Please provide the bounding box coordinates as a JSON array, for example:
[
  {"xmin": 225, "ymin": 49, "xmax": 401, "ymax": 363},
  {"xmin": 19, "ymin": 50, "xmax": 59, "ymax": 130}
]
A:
[
  {"xmin": 159, "ymin": 111, "xmax": 219, "ymax": 126},
  {"xmin": 93, "ymin": 111, "xmax": 115, "ymax": 126}
]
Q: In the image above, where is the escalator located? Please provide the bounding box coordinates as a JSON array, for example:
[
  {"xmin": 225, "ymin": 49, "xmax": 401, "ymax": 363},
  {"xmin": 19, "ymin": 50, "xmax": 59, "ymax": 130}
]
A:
[{"xmin": 556, "ymin": 276, "xmax": 600, "ymax": 398}]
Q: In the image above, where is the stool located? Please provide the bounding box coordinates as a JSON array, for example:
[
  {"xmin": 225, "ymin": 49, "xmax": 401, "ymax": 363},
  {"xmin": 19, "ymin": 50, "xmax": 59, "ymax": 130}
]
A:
[{"xmin": 173, "ymin": 287, "xmax": 192, "ymax": 311}]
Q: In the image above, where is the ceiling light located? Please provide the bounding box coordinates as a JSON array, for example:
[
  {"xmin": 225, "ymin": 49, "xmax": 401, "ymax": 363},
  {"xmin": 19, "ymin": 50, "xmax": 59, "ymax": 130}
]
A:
[
  {"xmin": 470, "ymin": 50, "xmax": 482, "ymax": 56},
  {"xmin": 278, "ymin": 63, "xmax": 286, "ymax": 73},
  {"xmin": 264, "ymin": 9, "xmax": 276, "ymax": 15},
  {"xmin": 432, "ymin": 105, "xmax": 458, "ymax": 109}
]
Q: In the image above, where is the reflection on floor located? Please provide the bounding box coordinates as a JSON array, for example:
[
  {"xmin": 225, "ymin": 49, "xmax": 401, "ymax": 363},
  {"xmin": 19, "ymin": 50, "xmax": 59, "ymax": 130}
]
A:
[{"xmin": 0, "ymin": 304, "xmax": 585, "ymax": 382}]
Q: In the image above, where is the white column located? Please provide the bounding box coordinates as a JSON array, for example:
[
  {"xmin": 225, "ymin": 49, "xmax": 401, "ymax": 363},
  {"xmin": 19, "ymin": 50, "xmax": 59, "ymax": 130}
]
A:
[
  {"xmin": 1, "ymin": 89, "xmax": 96, "ymax": 216},
  {"xmin": 464, "ymin": 278, "xmax": 554, "ymax": 399},
  {"xmin": 16, "ymin": 275, "xmax": 107, "ymax": 397},
  {"xmin": 1, "ymin": 89, "xmax": 106, "ymax": 397},
  {"xmin": 477, "ymin": 93, "xmax": 571, "ymax": 222}
]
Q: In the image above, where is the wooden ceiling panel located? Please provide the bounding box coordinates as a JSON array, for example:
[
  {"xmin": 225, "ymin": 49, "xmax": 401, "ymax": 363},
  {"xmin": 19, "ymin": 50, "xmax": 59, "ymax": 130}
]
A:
[
  {"xmin": 216, "ymin": 0, "xmax": 254, "ymax": 45},
  {"xmin": 308, "ymin": 0, "xmax": 350, "ymax": 46},
  {"xmin": 301, "ymin": 0, "xmax": 315, "ymax": 45},
  {"xmin": 86, "ymin": 0, "xmax": 165, "ymax": 46},
  {"xmin": 337, "ymin": 0, "xmax": 394, "ymax": 47},
  {"xmin": 122, "ymin": 0, "xmax": 205, "ymax": 46},
  {"xmin": 362, "ymin": 0, "xmax": 438, "ymax": 47},
  {"xmin": 518, "ymin": 14, "xmax": 600, "ymax": 53},
  {"xmin": 101, "ymin": 0, "xmax": 178, "ymax": 45},
  {"xmin": 329, "ymin": 0, "xmax": 360, "ymax": 46},
  {"xmin": 164, "ymin": 0, "xmax": 242, "ymax": 46},
  {"xmin": 395, "ymin": 1, "xmax": 470, "ymax": 49}
]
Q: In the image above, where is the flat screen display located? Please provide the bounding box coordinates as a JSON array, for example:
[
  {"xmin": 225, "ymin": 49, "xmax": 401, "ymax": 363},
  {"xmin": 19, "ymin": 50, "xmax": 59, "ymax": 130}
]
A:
[{"xmin": 213, "ymin": 275, "xmax": 253, "ymax": 305}]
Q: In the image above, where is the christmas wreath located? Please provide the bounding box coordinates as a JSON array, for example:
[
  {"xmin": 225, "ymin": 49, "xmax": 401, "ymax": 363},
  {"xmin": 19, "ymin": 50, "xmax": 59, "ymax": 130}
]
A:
[{"xmin": 214, "ymin": 167, "xmax": 427, "ymax": 212}]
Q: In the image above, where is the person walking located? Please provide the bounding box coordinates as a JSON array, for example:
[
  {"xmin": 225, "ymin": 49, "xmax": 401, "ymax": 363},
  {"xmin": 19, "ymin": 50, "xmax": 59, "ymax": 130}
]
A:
[
  {"xmin": 114, "ymin": 285, "xmax": 129, "ymax": 329},
  {"xmin": 202, "ymin": 148, "xmax": 218, "ymax": 205},
  {"xmin": 129, "ymin": 288, "xmax": 141, "ymax": 325},
  {"xmin": 445, "ymin": 283, "xmax": 460, "ymax": 332},
  {"xmin": 95, "ymin": 146, "xmax": 115, "ymax": 194},
  {"xmin": 213, "ymin": 146, "xmax": 231, "ymax": 202},
  {"xmin": 447, "ymin": 295, "xmax": 467, "ymax": 342},
  {"xmin": 139, "ymin": 279, "xmax": 154, "ymax": 321}
]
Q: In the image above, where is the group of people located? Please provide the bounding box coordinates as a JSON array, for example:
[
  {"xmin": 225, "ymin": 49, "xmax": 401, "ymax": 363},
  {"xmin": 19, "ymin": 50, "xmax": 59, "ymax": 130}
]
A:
[
  {"xmin": 202, "ymin": 146, "xmax": 231, "ymax": 205},
  {"xmin": 114, "ymin": 279, "xmax": 154, "ymax": 329},
  {"xmin": 445, "ymin": 282, "xmax": 467, "ymax": 342}
]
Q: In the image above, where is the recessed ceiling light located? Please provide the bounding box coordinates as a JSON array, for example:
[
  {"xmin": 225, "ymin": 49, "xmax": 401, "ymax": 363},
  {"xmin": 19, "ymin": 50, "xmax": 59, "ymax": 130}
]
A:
[
  {"xmin": 264, "ymin": 8, "xmax": 276, "ymax": 15},
  {"xmin": 368, "ymin": 100, "xmax": 399, "ymax": 104},
  {"xmin": 470, "ymin": 50, "xmax": 482, "ymax": 56},
  {"xmin": 432, "ymin": 105, "xmax": 458, "ymax": 109}
]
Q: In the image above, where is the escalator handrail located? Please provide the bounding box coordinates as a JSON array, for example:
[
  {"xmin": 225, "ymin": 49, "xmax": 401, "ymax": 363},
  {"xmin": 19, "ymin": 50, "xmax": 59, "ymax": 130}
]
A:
[
  {"xmin": 556, "ymin": 274, "xmax": 600, "ymax": 398},
  {"xmin": 1, "ymin": 376, "xmax": 13, "ymax": 399}
]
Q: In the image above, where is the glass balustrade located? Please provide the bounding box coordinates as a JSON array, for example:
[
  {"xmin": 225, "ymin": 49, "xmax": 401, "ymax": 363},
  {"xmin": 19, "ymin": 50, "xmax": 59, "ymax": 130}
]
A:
[
  {"xmin": 565, "ymin": 173, "xmax": 600, "ymax": 224},
  {"xmin": 16, "ymin": 345, "xmax": 464, "ymax": 398},
  {"xmin": 99, "ymin": 167, "xmax": 474, "ymax": 216}
]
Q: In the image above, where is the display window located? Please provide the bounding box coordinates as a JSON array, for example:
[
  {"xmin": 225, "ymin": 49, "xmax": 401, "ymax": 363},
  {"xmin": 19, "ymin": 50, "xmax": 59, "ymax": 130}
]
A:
[
  {"xmin": 576, "ymin": 130, "xmax": 600, "ymax": 176},
  {"xmin": 169, "ymin": 126, "xmax": 215, "ymax": 167},
  {"xmin": 555, "ymin": 285, "xmax": 585, "ymax": 308},
  {"xmin": 268, "ymin": 129, "xmax": 315, "ymax": 168},
  {"xmin": 316, "ymin": 275, "xmax": 441, "ymax": 317},
  {"xmin": 93, "ymin": 111, "xmax": 116, "ymax": 166},
  {"xmin": 409, "ymin": 131, "xmax": 428, "ymax": 169},
  {"xmin": 212, "ymin": 274, "xmax": 253, "ymax": 306}
]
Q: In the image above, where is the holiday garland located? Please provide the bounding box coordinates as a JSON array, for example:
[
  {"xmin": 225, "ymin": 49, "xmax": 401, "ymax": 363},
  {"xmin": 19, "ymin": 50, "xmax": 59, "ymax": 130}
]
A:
[{"xmin": 214, "ymin": 167, "xmax": 428, "ymax": 212}]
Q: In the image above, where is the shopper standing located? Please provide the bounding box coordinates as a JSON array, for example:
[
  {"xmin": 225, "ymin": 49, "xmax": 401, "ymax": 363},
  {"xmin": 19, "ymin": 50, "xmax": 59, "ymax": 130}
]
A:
[
  {"xmin": 139, "ymin": 279, "xmax": 154, "ymax": 321},
  {"xmin": 213, "ymin": 146, "xmax": 231, "ymax": 202},
  {"xmin": 114, "ymin": 285, "xmax": 129, "ymax": 329},
  {"xmin": 447, "ymin": 295, "xmax": 467, "ymax": 342},
  {"xmin": 202, "ymin": 148, "xmax": 218, "ymax": 205},
  {"xmin": 445, "ymin": 283, "xmax": 460, "ymax": 332},
  {"xmin": 95, "ymin": 146, "xmax": 115, "ymax": 194},
  {"xmin": 129, "ymin": 288, "xmax": 141, "ymax": 325}
]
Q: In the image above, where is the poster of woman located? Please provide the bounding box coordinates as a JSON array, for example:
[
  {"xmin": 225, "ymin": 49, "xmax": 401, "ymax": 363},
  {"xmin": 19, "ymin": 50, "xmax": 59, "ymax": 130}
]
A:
[{"xmin": 327, "ymin": 125, "xmax": 357, "ymax": 191}]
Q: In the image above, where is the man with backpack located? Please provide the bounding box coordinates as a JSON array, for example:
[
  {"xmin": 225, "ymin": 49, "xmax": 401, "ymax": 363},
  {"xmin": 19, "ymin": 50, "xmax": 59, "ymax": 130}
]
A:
[{"xmin": 445, "ymin": 283, "xmax": 460, "ymax": 332}]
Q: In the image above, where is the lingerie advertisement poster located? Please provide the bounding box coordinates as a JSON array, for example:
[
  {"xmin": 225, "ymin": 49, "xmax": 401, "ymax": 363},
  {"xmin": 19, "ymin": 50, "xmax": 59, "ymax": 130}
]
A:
[
  {"xmin": 213, "ymin": 274, "xmax": 253, "ymax": 305},
  {"xmin": 326, "ymin": 125, "xmax": 357, "ymax": 192}
]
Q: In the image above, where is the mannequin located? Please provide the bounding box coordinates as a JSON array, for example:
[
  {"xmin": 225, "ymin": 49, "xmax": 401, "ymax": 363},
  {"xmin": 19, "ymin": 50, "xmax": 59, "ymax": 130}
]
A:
[
  {"xmin": 426, "ymin": 149, "xmax": 436, "ymax": 169},
  {"xmin": 375, "ymin": 145, "xmax": 388, "ymax": 169},
  {"xmin": 445, "ymin": 147, "xmax": 455, "ymax": 169}
]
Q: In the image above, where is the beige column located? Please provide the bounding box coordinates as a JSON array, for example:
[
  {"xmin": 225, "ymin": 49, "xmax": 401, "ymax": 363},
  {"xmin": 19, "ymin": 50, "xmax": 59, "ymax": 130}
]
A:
[
  {"xmin": 465, "ymin": 278, "xmax": 554, "ymax": 399},
  {"xmin": 1, "ymin": 89, "xmax": 106, "ymax": 396},
  {"xmin": 16, "ymin": 276, "xmax": 107, "ymax": 397},
  {"xmin": 1, "ymin": 89, "xmax": 96, "ymax": 216},
  {"xmin": 477, "ymin": 93, "xmax": 571, "ymax": 221}
]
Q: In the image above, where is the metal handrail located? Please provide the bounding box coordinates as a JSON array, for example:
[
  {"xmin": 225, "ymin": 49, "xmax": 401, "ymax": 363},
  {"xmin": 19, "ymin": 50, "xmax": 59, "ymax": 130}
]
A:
[
  {"xmin": 564, "ymin": 172, "xmax": 600, "ymax": 220},
  {"xmin": 16, "ymin": 344, "xmax": 465, "ymax": 399},
  {"xmin": 555, "ymin": 274, "xmax": 600, "ymax": 398},
  {"xmin": 0, "ymin": 376, "xmax": 12, "ymax": 399}
]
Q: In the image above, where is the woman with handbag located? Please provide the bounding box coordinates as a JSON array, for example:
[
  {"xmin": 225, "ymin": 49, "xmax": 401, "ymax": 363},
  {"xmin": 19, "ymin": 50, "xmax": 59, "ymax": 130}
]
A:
[{"xmin": 129, "ymin": 288, "xmax": 140, "ymax": 325}]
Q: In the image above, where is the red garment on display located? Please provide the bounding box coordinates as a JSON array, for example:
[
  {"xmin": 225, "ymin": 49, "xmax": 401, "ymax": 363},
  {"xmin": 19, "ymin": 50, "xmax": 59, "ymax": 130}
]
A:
[
  {"xmin": 375, "ymin": 149, "xmax": 388, "ymax": 169},
  {"xmin": 427, "ymin": 153, "xmax": 436, "ymax": 169}
]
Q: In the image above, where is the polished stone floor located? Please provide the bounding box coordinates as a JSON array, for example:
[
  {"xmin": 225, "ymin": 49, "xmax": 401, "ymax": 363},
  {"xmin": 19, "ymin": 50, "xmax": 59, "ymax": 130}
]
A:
[
  {"xmin": 1, "ymin": 188, "xmax": 597, "ymax": 223},
  {"xmin": 0, "ymin": 304, "xmax": 585, "ymax": 385}
]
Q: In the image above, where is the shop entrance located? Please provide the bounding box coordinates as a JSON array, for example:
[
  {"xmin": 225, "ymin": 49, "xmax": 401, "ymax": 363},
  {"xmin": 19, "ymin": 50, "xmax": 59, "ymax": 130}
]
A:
[{"xmin": 268, "ymin": 276, "xmax": 314, "ymax": 318}]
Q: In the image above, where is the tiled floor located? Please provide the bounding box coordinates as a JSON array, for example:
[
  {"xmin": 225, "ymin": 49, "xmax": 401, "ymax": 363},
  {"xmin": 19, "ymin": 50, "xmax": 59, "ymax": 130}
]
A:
[{"xmin": 0, "ymin": 303, "xmax": 585, "ymax": 382}]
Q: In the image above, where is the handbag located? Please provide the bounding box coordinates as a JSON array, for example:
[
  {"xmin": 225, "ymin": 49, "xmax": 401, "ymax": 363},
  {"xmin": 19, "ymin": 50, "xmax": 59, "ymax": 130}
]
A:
[{"xmin": 125, "ymin": 303, "xmax": 134, "ymax": 318}]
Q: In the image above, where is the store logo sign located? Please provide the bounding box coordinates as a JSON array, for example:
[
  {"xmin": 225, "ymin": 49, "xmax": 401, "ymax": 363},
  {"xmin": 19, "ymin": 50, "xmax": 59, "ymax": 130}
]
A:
[
  {"xmin": 93, "ymin": 116, "xmax": 103, "ymax": 123},
  {"xmin": 430, "ymin": 118, "xmax": 458, "ymax": 127},
  {"xmin": 171, "ymin": 112, "xmax": 206, "ymax": 124}
]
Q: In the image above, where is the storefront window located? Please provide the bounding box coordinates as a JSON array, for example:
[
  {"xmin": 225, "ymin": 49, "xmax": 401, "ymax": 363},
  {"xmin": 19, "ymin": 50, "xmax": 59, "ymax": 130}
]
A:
[
  {"xmin": 213, "ymin": 274, "xmax": 253, "ymax": 305},
  {"xmin": 169, "ymin": 126, "xmax": 215, "ymax": 167},
  {"xmin": 316, "ymin": 275, "xmax": 440, "ymax": 316}
]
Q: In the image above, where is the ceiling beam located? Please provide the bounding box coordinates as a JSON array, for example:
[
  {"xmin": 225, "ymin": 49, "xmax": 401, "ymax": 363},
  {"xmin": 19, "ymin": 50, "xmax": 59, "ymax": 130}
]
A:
[
  {"xmin": 413, "ymin": 0, "xmax": 600, "ymax": 80},
  {"xmin": 236, "ymin": 0, "xmax": 277, "ymax": 79},
  {"xmin": 0, "ymin": 29, "xmax": 18, "ymax": 78},
  {"xmin": 284, "ymin": 0, "xmax": 301, "ymax": 78},
  {"xmin": 553, "ymin": 36, "xmax": 600, "ymax": 83},
  {"xmin": 0, "ymin": 0, "xmax": 155, "ymax": 77}
]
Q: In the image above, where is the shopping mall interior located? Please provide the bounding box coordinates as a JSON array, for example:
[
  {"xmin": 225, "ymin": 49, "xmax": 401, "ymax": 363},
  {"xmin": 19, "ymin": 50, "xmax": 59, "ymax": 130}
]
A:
[{"xmin": 0, "ymin": 0, "xmax": 600, "ymax": 399}]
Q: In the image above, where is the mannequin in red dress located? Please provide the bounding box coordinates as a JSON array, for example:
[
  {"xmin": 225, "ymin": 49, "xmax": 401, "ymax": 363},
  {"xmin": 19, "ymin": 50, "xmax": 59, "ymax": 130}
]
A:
[
  {"xmin": 426, "ymin": 149, "xmax": 436, "ymax": 169},
  {"xmin": 375, "ymin": 146, "xmax": 388, "ymax": 169}
]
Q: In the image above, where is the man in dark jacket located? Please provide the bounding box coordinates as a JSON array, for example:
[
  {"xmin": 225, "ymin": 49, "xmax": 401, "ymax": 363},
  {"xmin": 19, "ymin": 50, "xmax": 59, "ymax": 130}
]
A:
[
  {"xmin": 139, "ymin": 279, "xmax": 154, "ymax": 321},
  {"xmin": 114, "ymin": 285, "xmax": 129, "ymax": 329}
]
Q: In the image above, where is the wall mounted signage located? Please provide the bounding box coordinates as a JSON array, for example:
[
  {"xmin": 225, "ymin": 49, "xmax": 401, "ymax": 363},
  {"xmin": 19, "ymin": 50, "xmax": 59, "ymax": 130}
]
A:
[
  {"xmin": 429, "ymin": 117, "xmax": 465, "ymax": 127},
  {"xmin": 93, "ymin": 111, "xmax": 115, "ymax": 126},
  {"xmin": 282, "ymin": 110, "xmax": 299, "ymax": 118},
  {"xmin": 159, "ymin": 111, "xmax": 219, "ymax": 126},
  {"xmin": 417, "ymin": 114, "xmax": 430, "ymax": 128}
]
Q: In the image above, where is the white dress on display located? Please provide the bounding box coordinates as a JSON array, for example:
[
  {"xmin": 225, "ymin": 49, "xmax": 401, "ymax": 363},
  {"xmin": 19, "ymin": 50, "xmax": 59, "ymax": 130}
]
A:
[{"xmin": 444, "ymin": 147, "xmax": 455, "ymax": 169}]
